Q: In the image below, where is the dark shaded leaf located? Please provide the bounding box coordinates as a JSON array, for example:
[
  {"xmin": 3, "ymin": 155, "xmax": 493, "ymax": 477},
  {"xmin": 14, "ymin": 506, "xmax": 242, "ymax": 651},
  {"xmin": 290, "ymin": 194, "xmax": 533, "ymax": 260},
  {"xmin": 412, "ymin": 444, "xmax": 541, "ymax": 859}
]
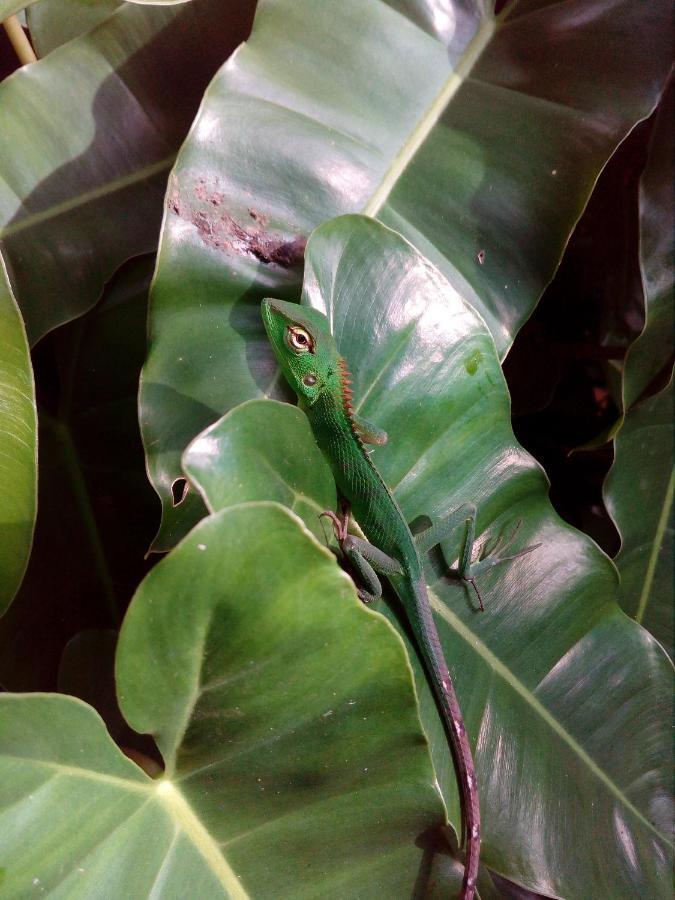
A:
[
  {"xmin": 0, "ymin": 0, "xmax": 254, "ymax": 343},
  {"xmin": 623, "ymin": 75, "xmax": 674, "ymax": 410},
  {"xmin": 604, "ymin": 376, "xmax": 673, "ymax": 656},
  {"xmin": 0, "ymin": 256, "xmax": 157, "ymax": 690},
  {"xmin": 58, "ymin": 628, "xmax": 160, "ymax": 764}
]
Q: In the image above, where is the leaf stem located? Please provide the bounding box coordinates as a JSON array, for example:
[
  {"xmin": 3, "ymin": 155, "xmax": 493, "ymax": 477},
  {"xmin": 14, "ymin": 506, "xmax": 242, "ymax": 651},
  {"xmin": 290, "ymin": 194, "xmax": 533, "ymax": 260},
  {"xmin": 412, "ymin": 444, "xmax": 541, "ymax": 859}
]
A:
[{"xmin": 2, "ymin": 16, "xmax": 37, "ymax": 66}]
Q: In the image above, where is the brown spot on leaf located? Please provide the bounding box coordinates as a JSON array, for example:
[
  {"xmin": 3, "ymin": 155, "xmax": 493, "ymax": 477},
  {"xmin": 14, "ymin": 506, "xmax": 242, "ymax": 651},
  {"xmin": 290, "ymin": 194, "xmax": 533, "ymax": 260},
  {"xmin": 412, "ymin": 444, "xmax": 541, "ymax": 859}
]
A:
[
  {"xmin": 248, "ymin": 208, "xmax": 269, "ymax": 226},
  {"xmin": 170, "ymin": 178, "xmax": 305, "ymax": 268}
]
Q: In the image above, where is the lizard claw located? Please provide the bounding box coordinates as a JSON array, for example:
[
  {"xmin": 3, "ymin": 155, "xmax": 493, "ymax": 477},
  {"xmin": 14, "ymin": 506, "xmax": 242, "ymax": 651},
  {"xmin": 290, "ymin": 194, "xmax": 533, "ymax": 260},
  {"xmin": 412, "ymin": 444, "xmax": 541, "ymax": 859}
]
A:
[
  {"xmin": 319, "ymin": 510, "xmax": 347, "ymax": 542},
  {"xmin": 319, "ymin": 503, "xmax": 352, "ymax": 543},
  {"xmin": 462, "ymin": 522, "xmax": 542, "ymax": 612},
  {"xmin": 463, "ymin": 575, "xmax": 485, "ymax": 612},
  {"xmin": 464, "ymin": 539, "xmax": 542, "ymax": 610}
]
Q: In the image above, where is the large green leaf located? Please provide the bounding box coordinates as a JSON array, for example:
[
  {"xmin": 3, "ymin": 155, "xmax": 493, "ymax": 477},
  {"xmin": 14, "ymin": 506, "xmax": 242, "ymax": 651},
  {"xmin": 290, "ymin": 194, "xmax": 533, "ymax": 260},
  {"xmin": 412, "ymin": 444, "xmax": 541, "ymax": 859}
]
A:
[
  {"xmin": 185, "ymin": 216, "xmax": 672, "ymax": 897},
  {"xmin": 0, "ymin": 504, "xmax": 450, "ymax": 897},
  {"xmin": 604, "ymin": 377, "xmax": 673, "ymax": 656},
  {"xmin": 140, "ymin": 0, "xmax": 673, "ymax": 549},
  {"xmin": 0, "ymin": 251, "xmax": 36, "ymax": 615},
  {"xmin": 26, "ymin": 0, "xmax": 122, "ymax": 57},
  {"xmin": 0, "ymin": 0, "xmax": 254, "ymax": 344},
  {"xmin": 622, "ymin": 76, "xmax": 674, "ymax": 411}
]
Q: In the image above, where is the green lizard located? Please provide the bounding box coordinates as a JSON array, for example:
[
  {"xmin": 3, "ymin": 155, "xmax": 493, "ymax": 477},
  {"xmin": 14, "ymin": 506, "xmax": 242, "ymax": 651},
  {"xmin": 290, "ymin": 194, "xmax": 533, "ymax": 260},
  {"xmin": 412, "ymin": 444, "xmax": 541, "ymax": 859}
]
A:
[{"xmin": 262, "ymin": 297, "xmax": 538, "ymax": 900}]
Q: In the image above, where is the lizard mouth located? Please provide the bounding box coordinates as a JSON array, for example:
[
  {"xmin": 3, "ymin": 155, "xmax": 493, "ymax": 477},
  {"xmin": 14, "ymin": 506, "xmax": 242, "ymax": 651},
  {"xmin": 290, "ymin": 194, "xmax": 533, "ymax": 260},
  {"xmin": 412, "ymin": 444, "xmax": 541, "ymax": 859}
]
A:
[{"xmin": 260, "ymin": 297, "xmax": 276, "ymax": 326}]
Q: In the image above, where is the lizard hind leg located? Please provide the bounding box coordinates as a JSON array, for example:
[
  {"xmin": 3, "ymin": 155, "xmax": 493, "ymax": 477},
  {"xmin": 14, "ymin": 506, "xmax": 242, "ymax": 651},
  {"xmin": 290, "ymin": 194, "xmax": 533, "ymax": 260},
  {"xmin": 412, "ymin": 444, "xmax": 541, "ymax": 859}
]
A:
[
  {"xmin": 413, "ymin": 503, "xmax": 541, "ymax": 611},
  {"xmin": 320, "ymin": 505, "xmax": 404, "ymax": 604},
  {"xmin": 319, "ymin": 494, "xmax": 352, "ymax": 539},
  {"xmin": 342, "ymin": 534, "xmax": 404, "ymax": 604},
  {"xmin": 319, "ymin": 501, "xmax": 403, "ymax": 603}
]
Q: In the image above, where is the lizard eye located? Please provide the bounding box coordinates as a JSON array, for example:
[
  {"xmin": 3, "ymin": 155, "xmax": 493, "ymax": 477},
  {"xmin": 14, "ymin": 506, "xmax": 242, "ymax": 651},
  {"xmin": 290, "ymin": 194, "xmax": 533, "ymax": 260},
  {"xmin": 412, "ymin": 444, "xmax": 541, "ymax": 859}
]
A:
[
  {"xmin": 286, "ymin": 326, "xmax": 314, "ymax": 353},
  {"xmin": 302, "ymin": 374, "xmax": 317, "ymax": 387}
]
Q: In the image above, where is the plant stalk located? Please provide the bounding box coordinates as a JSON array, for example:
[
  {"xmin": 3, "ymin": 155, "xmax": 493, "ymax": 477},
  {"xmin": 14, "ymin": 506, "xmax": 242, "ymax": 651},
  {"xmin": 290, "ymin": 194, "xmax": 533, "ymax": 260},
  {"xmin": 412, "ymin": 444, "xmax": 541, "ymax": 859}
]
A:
[{"xmin": 2, "ymin": 15, "xmax": 37, "ymax": 65}]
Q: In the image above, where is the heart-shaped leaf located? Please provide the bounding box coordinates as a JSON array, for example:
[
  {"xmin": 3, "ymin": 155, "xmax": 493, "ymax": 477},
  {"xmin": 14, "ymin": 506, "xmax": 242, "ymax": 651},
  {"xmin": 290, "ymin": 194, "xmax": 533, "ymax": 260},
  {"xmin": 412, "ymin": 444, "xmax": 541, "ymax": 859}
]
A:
[{"xmin": 0, "ymin": 503, "xmax": 449, "ymax": 897}]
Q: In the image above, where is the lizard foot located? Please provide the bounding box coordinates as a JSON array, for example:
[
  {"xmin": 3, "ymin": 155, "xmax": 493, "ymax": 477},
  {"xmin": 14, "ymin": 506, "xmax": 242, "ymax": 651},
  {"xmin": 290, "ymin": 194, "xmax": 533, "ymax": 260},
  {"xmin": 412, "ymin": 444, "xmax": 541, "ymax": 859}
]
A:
[{"xmin": 464, "ymin": 520, "xmax": 542, "ymax": 611}]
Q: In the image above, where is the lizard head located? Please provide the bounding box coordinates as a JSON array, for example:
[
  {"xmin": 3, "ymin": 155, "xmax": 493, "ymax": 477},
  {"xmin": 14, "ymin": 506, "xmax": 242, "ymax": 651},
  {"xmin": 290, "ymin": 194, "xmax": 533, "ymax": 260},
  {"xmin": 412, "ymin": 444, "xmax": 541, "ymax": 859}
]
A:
[{"xmin": 261, "ymin": 298, "xmax": 339, "ymax": 405}]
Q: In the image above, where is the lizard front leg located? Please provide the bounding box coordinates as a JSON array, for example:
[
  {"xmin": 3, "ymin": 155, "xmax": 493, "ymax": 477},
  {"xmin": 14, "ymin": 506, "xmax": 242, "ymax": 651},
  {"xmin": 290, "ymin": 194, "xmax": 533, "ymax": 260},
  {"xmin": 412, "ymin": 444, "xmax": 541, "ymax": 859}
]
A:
[{"xmin": 351, "ymin": 414, "xmax": 388, "ymax": 447}]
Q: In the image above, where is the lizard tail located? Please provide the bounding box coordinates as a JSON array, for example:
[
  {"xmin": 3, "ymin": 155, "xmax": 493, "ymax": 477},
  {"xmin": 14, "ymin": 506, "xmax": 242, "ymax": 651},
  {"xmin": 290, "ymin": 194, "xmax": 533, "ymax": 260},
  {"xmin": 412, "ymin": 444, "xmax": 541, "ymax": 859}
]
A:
[{"xmin": 404, "ymin": 577, "xmax": 481, "ymax": 900}]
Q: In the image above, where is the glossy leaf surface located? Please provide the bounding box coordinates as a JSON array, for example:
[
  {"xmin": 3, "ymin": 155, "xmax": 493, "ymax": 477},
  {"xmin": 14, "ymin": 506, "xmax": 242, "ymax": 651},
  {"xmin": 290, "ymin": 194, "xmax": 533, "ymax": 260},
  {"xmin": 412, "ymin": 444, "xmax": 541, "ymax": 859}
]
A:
[
  {"xmin": 140, "ymin": 0, "xmax": 672, "ymax": 548},
  {"xmin": 189, "ymin": 216, "xmax": 671, "ymax": 897},
  {"xmin": 0, "ymin": 504, "xmax": 449, "ymax": 897},
  {"xmin": 183, "ymin": 398, "xmax": 336, "ymax": 544},
  {"xmin": 605, "ymin": 377, "xmax": 674, "ymax": 656},
  {"xmin": 0, "ymin": 252, "xmax": 36, "ymax": 615},
  {"xmin": 0, "ymin": 0, "xmax": 253, "ymax": 343}
]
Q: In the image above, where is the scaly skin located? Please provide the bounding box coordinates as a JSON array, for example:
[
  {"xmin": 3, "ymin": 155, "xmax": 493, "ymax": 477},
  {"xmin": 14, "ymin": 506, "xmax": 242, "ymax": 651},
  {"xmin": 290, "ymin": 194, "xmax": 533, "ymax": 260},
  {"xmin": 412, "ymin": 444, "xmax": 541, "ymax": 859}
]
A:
[{"xmin": 262, "ymin": 298, "xmax": 480, "ymax": 899}]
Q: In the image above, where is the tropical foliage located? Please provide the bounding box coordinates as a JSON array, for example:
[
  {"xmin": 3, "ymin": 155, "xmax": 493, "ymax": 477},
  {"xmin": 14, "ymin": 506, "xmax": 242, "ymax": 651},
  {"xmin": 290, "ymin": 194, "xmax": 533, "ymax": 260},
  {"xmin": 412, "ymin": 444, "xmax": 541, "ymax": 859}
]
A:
[{"xmin": 0, "ymin": 1, "xmax": 672, "ymax": 897}]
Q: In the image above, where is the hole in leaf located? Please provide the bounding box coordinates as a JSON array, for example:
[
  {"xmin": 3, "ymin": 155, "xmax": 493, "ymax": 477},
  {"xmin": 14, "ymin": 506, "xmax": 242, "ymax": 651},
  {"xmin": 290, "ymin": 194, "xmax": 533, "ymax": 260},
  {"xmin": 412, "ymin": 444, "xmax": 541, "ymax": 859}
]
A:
[{"xmin": 171, "ymin": 478, "xmax": 189, "ymax": 507}]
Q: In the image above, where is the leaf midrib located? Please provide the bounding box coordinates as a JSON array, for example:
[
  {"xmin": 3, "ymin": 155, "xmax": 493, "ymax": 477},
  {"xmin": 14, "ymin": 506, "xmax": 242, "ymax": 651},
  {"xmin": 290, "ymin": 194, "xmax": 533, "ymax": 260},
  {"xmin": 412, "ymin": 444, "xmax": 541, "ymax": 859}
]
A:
[
  {"xmin": 363, "ymin": 13, "xmax": 496, "ymax": 217},
  {"xmin": 1, "ymin": 752, "xmax": 249, "ymax": 897},
  {"xmin": 0, "ymin": 156, "xmax": 175, "ymax": 240},
  {"xmin": 156, "ymin": 780, "xmax": 250, "ymax": 899},
  {"xmin": 428, "ymin": 588, "xmax": 671, "ymax": 847}
]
